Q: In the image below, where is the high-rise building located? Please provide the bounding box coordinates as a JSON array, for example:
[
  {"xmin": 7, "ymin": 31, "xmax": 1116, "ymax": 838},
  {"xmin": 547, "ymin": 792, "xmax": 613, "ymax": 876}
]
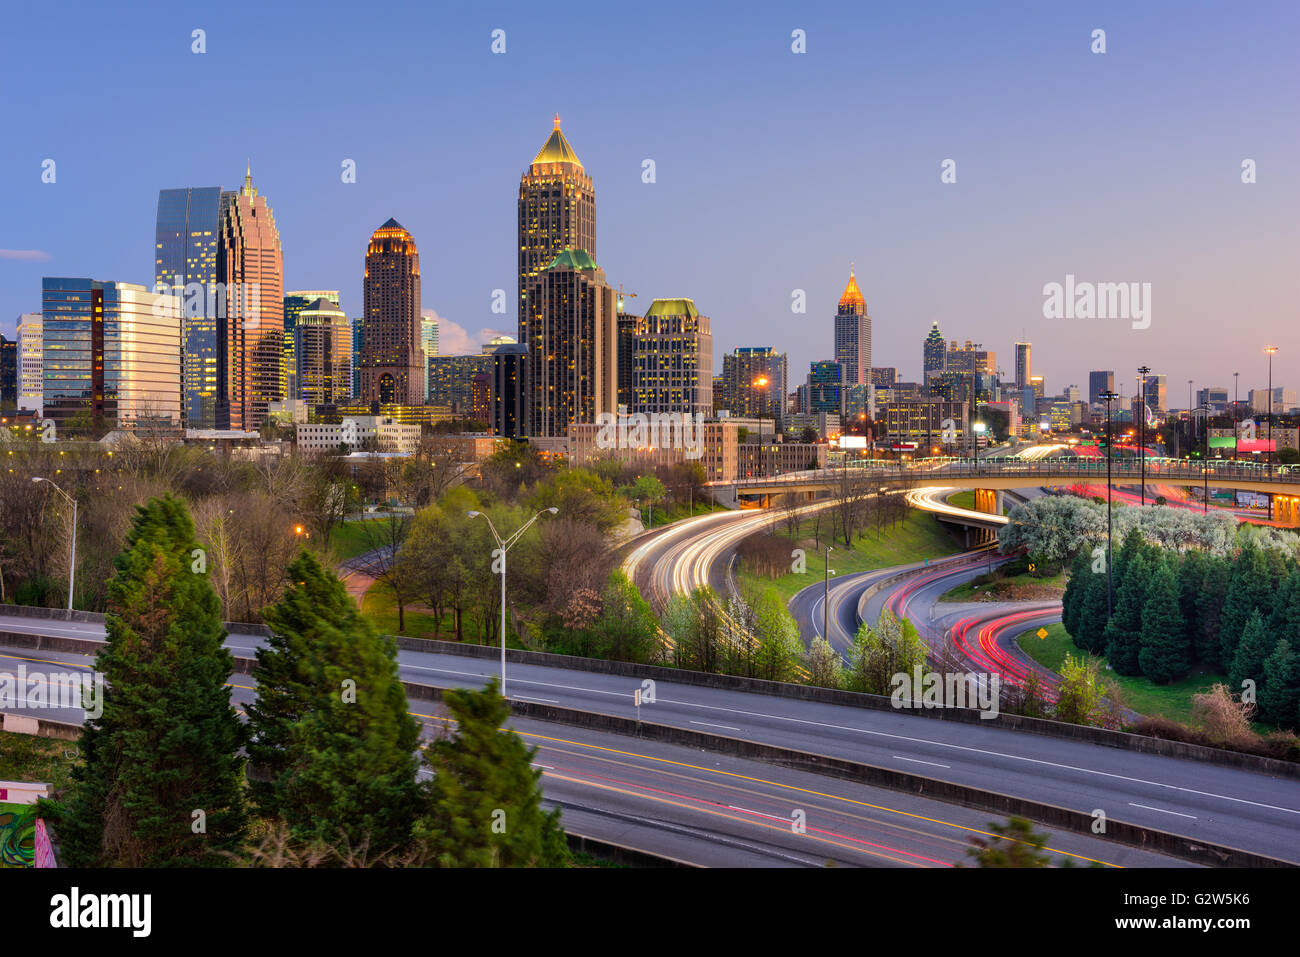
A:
[
  {"xmin": 1142, "ymin": 373, "xmax": 1167, "ymax": 413},
  {"xmin": 492, "ymin": 342, "xmax": 528, "ymax": 438},
  {"xmin": 946, "ymin": 340, "xmax": 995, "ymax": 376},
  {"xmin": 16, "ymin": 313, "xmax": 42, "ymax": 412},
  {"xmin": 351, "ymin": 318, "xmax": 363, "ymax": 397},
  {"xmin": 217, "ymin": 168, "xmax": 283, "ymax": 430},
  {"xmin": 869, "ymin": 367, "xmax": 897, "ymax": 389},
  {"xmin": 616, "ymin": 311, "xmax": 640, "ymax": 412},
  {"xmin": 923, "ymin": 322, "xmax": 945, "ymax": 378},
  {"xmin": 833, "ymin": 267, "xmax": 871, "ymax": 386},
  {"xmin": 480, "ymin": 334, "xmax": 516, "ymax": 355},
  {"xmin": 720, "ymin": 346, "xmax": 787, "ymax": 427},
  {"xmin": 1088, "ymin": 370, "xmax": 1115, "ymax": 406},
  {"xmin": 428, "ymin": 354, "xmax": 492, "ymax": 412},
  {"xmin": 0, "ymin": 334, "xmax": 15, "ymax": 406},
  {"xmin": 1196, "ymin": 386, "xmax": 1229, "ymax": 412},
  {"xmin": 1014, "ymin": 341, "xmax": 1031, "ymax": 390},
  {"xmin": 294, "ymin": 297, "xmax": 352, "ymax": 410},
  {"xmin": 518, "ymin": 117, "xmax": 596, "ymax": 337},
  {"xmin": 806, "ymin": 360, "xmax": 842, "ymax": 414},
  {"xmin": 632, "ymin": 298, "xmax": 713, "ymax": 419},
  {"xmin": 525, "ymin": 248, "xmax": 616, "ymax": 437},
  {"xmin": 360, "ymin": 218, "xmax": 425, "ymax": 406},
  {"xmin": 155, "ymin": 185, "xmax": 224, "ymax": 428},
  {"xmin": 284, "ymin": 290, "xmax": 340, "ymax": 400},
  {"xmin": 420, "ymin": 313, "xmax": 440, "ymax": 398},
  {"xmin": 41, "ymin": 278, "xmax": 180, "ymax": 432}
]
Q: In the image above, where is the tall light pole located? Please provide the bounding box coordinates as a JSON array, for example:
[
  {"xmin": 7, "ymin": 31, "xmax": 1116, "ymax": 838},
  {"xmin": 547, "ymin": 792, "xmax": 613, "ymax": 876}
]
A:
[
  {"xmin": 1099, "ymin": 390, "xmax": 1119, "ymax": 618},
  {"xmin": 1265, "ymin": 346, "xmax": 1278, "ymax": 473},
  {"xmin": 823, "ymin": 545, "xmax": 834, "ymax": 646},
  {"xmin": 973, "ymin": 421, "xmax": 986, "ymax": 476},
  {"xmin": 467, "ymin": 507, "xmax": 558, "ymax": 697},
  {"xmin": 1137, "ymin": 365, "xmax": 1151, "ymax": 506},
  {"xmin": 33, "ymin": 477, "xmax": 77, "ymax": 614},
  {"xmin": 1200, "ymin": 403, "xmax": 1211, "ymax": 513}
]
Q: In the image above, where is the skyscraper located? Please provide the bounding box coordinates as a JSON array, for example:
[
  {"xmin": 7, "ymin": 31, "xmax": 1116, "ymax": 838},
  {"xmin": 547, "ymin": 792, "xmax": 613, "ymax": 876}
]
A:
[
  {"xmin": 217, "ymin": 168, "xmax": 284, "ymax": 430},
  {"xmin": 284, "ymin": 290, "xmax": 340, "ymax": 400},
  {"xmin": 833, "ymin": 267, "xmax": 871, "ymax": 387},
  {"xmin": 360, "ymin": 218, "xmax": 425, "ymax": 406},
  {"xmin": 720, "ymin": 346, "xmax": 787, "ymax": 427},
  {"xmin": 0, "ymin": 335, "xmax": 15, "ymax": 406},
  {"xmin": 155, "ymin": 185, "xmax": 224, "ymax": 428},
  {"xmin": 1014, "ymin": 341, "xmax": 1031, "ymax": 390},
  {"xmin": 807, "ymin": 360, "xmax": 842, "ymax": 414},
  {"xmin": 518, "ymin": 117, "xmax": 595, "ymax": 340},
  {"xmin": 17, "ymin": 313, "xmax": 42, "ymax": 413},
  {"xmin": 525, "ymin": 248, "xmax": 616, "ymax": 437},
  {"xmin": 923, "ymin": 322, "xmax": 945, "ymax": 378},
  {"xmin": 633, "ymin": 298, "xmax": 713, "ymax": 418},
  {"xmin": 492, "ymin": 342, "xmax": 528, "ymax": 438},
  {"xmin": 294, "ymin": 297, "xmax": 352, "ymax": 409},
  {"xmin": 41, "ymin": 278, "xmax": 180, "ymax": 433},
  {"xmin": 351, "ymin": 318, "xmax": 363, "ymax": 397},
  {"xmin": 1088, "ymin": 370, "xmax": 1115, "ymax": 406}
]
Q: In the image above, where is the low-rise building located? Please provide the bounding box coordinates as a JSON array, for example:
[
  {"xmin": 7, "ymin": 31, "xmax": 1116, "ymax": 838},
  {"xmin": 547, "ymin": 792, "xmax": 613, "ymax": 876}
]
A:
[{"xmin": 296, "ymin": 416, "xmax": 422, "ymax": 454}]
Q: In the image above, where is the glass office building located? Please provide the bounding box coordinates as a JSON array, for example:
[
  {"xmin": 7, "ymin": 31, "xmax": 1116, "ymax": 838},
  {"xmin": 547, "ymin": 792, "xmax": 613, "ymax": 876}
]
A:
[{"xmin": 155, "ymin": 186, "xmax": 224, "ymax": 428}]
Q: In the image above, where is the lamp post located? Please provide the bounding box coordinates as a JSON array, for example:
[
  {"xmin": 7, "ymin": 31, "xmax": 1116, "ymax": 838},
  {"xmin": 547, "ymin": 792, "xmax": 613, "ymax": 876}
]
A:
[
  {"xmin": 1099, "ymin": 390, "xmax": 1118, "ymax": 618},
  {"xmin": 33, "ymin": 477, "xmax": 77, "ymax": 614},
  {"xmin": 823, "ymin": 545, "xmax": 834, "ymax": 645},
  {"xmin": 467, "ymin": 507, "xmax": 558, "ymax": 697},
  {"xmin": 1137, "ymin": 365, "xmax": 1151, "ymax": 506},
  {"xmin": 973, "ymin": 421, "xmax": 986, "ymax": 476},
  {"xmin": 1265, "ymin": 346, "xmax": 1278, "ymax": 473}
]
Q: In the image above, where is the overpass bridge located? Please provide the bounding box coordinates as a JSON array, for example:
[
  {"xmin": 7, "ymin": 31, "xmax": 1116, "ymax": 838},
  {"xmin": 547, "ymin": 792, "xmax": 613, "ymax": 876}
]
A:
[{"xmin": 708, "ymin": 457, "xmax": 1300, "ymax": 526}]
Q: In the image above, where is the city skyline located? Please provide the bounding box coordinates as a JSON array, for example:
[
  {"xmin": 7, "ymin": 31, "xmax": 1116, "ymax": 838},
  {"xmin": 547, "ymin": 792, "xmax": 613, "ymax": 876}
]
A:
[{"xmin": 1, "ymin": 1, "xmax": 1296, "ymax": 398}]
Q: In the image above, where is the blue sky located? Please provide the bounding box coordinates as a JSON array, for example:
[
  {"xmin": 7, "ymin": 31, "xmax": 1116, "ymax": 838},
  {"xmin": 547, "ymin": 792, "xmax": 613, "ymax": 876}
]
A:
[{"xmin": 1, "ymin": 0, "xmax": 1296, "ymax": 402}]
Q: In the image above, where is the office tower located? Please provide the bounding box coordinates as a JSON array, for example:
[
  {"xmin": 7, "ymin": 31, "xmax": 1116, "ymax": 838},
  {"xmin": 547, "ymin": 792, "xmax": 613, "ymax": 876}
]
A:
[
  {"xmin": 155, "ymin": 185, "xmax": 224, "ymax": 428},
  {"xmin": 1143, "ymin": 373, "xmax": 1167, "ymax": 413},
  {"xmin": 421, "ymin": 313, "xmax": 440, "ymax": 360},
  {"xmin": 1029, "ymin": 375, "xmax": 1046, "ymax": 405},
  {"xmin": 492, "ymin": 342, "xmax": 528, "ymax": 438},
  {"xmin": 632, "ymin": 298, "xmax": 713, "ymax": 418},
  {"xmin": 518, "ymin": 116, "xmax": 596, "ymax": 338},
  {"xmin": 1014, "ymin": 341, "xmax": 1031, "ymax": 390},
  {"xmin": 720, "ymin": 346, "xmax": 787, "ymax": 427},
  {"xmin": 217, "ymin": 168, "xmax": 284, "ymax": 430},
  {"xmin": 351, "ymin": 318, "xmax": 363, "ymax": 397},
  {"xmin": 1196, "ymin": 386, "xmax": 1229, "ymax": 412},
  {"xmin": 41, "ymin": 278, "xmax": 180, "ymax": 432},
  {"xmin": 807, "ymin": 360, "xmax": 842, "ymax": 414},
  {"xmin": 294, "ymin": 297, "xmax": 352, "ymax": 409},
  {"xmin": 525, "ymin": 248, "xmax": 616, "ymax": 436},
  {"xmin": 360, "ymin": 218, "xmax": 425, "ymax": 406},
  {"xmin": 869, "ymin": 367, "xmax": 897, "ymax": 389},
  {"xmin": 946, "ymin": 340, "xmax": 995, "ymax": 376},
  {"xmin": 0, "ymin": 335, "xmax": 14, "ymax": 405},
  {"xmin": 1088, "ymin": 370, "xmax": 1115, "ymax": 406},
  {"xmin": 428, "ymin": 354, "xmax": 492, "ymax": 412},
  {"xmin": 284, "ymin": 290, "xmax": 340, "ymax": 399},
  {"xmin": 617, "ymin": 311, "xmax": 640, "ymax": 412},
  {"xmin": 16, "ymin": 313, "xmax": 42, "ymax": 412},
  {"xmin": 471, "ymin": 373, "xmax": 492, "ymax": 423},
  {"xmin": 923, "ymin": 322, "xmax": 945, "ymax": 377},
  {"xmin": 833, "ymin": 267, "xmax": 871, "ymax": 386},
  {"xmin": 481, "ymin": 334, "xmax": 516, "ymax": 355}
]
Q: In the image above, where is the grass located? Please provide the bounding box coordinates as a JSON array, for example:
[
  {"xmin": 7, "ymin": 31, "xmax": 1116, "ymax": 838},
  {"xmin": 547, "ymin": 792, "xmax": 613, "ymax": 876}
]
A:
[
  {"xmin": 947, "ymin": 490, "xmax": 976, "ymax": 510},
  {"xmin": 939, "ymin": 570, "xmax": 1066, "ymax": 602},
  {"xmin": 0, "ymin": 731, "xmax": 78, "ymax": 793},
  {"xmin": 330, "ymin": 518, "xmax": 393, "ymax": 562},
  {"xmin": 737, "ymin": 509, "xmax": 961, "ymax": 605},
  {"xmin": 359, "ymin": 583, "xmax": 528, "ymax": 650},
  {"xmin": 1015, "ymin": 622, "xmax": 1225, "ymax": 724}
]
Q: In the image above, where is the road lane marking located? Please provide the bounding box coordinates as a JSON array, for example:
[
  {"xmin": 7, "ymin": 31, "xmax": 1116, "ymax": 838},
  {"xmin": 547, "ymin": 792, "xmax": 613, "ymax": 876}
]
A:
[
  {"xmin": 1130, "ymin": 803, "xmax": 1197, "ymax": 820},
  {"xmin": 514, "ymin": 695, "xmax": 559, "ymax": 704},
  {"xmin": 893, "ymin": 756, "xmax": 951, "ymax": 769},
  {"xmin": 690, "ymin": 720, "xmax": 741, "ymax": 731}
]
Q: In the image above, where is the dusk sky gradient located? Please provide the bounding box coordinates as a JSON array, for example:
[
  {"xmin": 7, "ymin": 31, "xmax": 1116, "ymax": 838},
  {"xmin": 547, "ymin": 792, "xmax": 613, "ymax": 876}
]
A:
[{"xmin": 1, "ymin": 0, "xmax": 1296, "ymax": 404}]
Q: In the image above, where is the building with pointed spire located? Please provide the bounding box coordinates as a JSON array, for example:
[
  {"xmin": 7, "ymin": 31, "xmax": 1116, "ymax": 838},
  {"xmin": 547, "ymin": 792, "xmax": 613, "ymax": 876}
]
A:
[
  {"xmin": 360, "ymin": 218, "xmax": 425, "ymax": 406},
  {"xmin": 833, "ymin": 266, "xmax": 871, "ymax": 388},
  {"xmin": 518, "ymin": 116, "xmax": 596, "ymax": 340},
  {"xmin": 922, "ymin": 321, "xmax": 946, "ymax": 378},
  {"xmin": 217, "ymin": 166, "xmax": 283, "ymax": 430}
]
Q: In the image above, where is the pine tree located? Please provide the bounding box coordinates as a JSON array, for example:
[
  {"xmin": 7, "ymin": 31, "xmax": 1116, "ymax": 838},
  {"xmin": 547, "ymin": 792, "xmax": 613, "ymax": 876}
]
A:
[
  {"xmin": 1073, "ymin": 559, "xmax": 1112, "ymax": 654},
  {"xmin": 1259, "ymin": 638, "xmax": 1300, "ymax": 729},
  {"xmin": 417, "ymin": 677, "xmax": 568, "ymax": 867},
  {"xmin": 1229, "ymin": 609, "xmax": 1276, "ymax": 702},
  {"xmin": 1269, "ymin": 567, "xmax": 1300, "ymax": 650},
  {"xmin": 59, "ymin": 495, "xmax": 246, "ymax": 867},
  {"xmin": 1061, "ymin": 550, "xmax": 1088, "ymax": 639},
  {"xmin": 1139, "ymin": 557, "xmax": 1191, "ymax": 684},
  {"xmin": 1104, "ymin": 551, "xmax": 1149, "ymax": 675},
  {"xmin": 260, "ymin": 552, "xmax": 422, "ymax": 853},
  {"xmin": 1220, "ymin": 545, "xmax": 1278, "ymax": 671},
  {"xmin": 961, "ymin": 816, "xmax": 1053, "ymax": 868},
  {"xmin": 1195, "ymin": 556, "xmax": 1232, "ymax": 670},
  {"xmin": 1176, "ymin": 549, "xmax": 1206, "ymax": 654}
]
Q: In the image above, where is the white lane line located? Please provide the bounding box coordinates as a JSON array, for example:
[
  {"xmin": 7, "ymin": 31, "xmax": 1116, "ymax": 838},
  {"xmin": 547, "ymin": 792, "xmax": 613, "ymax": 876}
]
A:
[
  {"xmin": 1130, "ymin": 802, "xmax": 1197, "ymax": 820},
  {"xmin": 532, "ymin": 763, "xmax": 555, "ymax": 770},
  {"xmin": 892, "ymin": 756, "xmax": 951, "ymax": 769},
  {"xmin": 513, "ymin": 695, "xmax": 559, "ymax": 704},
  {"xmin": 690, "ymin": 720, "xmax": 741, "ymax": 731},
  {"xmin": 727, "ymin": 806, "xmax": 788, "ymax": 822}
]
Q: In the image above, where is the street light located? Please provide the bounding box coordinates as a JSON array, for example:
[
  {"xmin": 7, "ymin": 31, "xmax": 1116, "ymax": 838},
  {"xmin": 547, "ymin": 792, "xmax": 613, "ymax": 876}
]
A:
[
  {"xmin": 1265, "ymin": 346, "xmax": 1279, "ymax": 473},
  {"xmin": 1099, "ymin": 389, "xmax": 1119, "ymax": 618},
  {"xmin": 33, "ymin": 477, "xmax": 77, "ymax": 614},
  {"xmin": 1200, "ymin": 403, "xmax": 1212, "ymax": 513},
  {"xmin": 467, "ymin": 507, "xmax": 558, "ymax": 697},
  {"xmin": 1137, "ymin": 365, "xmax": 1151, "ymax": 506},
  {"xmin": 973, "ymin": 421, "xmax": 986, "ymax": 476},
  {"xmin": 823, "ymin": 545, "xmax": 834, "ymax": 646}
]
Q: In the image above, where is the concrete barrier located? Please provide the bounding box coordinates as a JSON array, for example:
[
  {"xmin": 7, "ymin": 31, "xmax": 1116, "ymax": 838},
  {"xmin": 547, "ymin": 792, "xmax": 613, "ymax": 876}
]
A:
[{"xmin": 0, "ymin": 604, "xmax": 271, "ymax": 636}]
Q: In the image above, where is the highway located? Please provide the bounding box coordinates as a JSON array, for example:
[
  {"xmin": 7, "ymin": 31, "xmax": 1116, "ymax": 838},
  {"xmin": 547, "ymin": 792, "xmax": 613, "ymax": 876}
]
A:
[{"xmin": 3, "ymin": 626, "xmax": 1297, "ymax": 864}]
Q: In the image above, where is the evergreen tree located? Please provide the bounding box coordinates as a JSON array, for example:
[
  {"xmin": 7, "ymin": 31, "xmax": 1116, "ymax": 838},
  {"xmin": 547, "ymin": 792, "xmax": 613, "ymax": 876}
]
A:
[
  {"xmin": 1229, "ymin": 609, "xmax": 1276, "ymax": 702},
  {"xmin": 1195, "ymin": 556, "xmax": 1232, "ymax": 670},
  {"xmin": 1259, "ymin": 638, "xmax": 1300, "ymax": 729},
  {"xmin": 1269, "ymin": 567, "xmax": 1300, "ymax": 650},
  {"xmin": 1104, "ymin": 551, "xmax": 1149, "ymax": 675},
  {"xmin": 1176, "ymin": 549, "xmax": 1206, "ymax": 654},
  {"xmin": 1139, "ymin": 557, "xmax": 1191, "ymax": 684},
  {"xmin": 417, "ymin": 677, "xmax": 568, "ymax": 867},
  {"xmin": 252, "ymin": 551, "xmax": 421, "ymax": 852},
  {"xmin": 961, "ymin": 816, "xmax": 1053, "ymax": 868},
  {"xmin": 1220, "ymin": 546, "xmax": 1277, "ymax": 671},
  {"xmin": 1073, "ymin": 559, "xmax": 1112, "ymax": 654},
  {"xmin": 59, "ymin": 495, "xmax": 246, "ymax": 867},
  {"xmin": 1061, "ymin": 550, "xmax": 1088, "ymax": 639}
]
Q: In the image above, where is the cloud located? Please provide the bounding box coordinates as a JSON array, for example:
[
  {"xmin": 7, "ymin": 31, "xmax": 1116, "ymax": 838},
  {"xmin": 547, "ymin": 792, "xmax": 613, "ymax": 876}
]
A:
[
  {"xmin": 0, "ymin": 249, "xmax": 52, "ymax": 261},
  {"xmin": 423, "ymin": 310, "xmax": 513, "ymax": 356}
]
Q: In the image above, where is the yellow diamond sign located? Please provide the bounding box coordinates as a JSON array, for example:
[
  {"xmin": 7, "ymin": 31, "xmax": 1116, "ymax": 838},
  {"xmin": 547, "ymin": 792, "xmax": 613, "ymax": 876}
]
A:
[{"xmin": 1036, "ymin": 627, "xmax": 1049, "ymax": 640}]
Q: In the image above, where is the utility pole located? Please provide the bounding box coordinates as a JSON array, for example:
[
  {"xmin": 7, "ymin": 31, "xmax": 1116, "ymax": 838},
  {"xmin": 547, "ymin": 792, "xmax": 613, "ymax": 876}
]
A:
[
  {"xmin": 1099, "ymin": 390, "xmax": 1119, "ymax": 617},
  {"xmin": 1137, "ymin": 365, "xmax": 1151, "ymax": 506}
]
